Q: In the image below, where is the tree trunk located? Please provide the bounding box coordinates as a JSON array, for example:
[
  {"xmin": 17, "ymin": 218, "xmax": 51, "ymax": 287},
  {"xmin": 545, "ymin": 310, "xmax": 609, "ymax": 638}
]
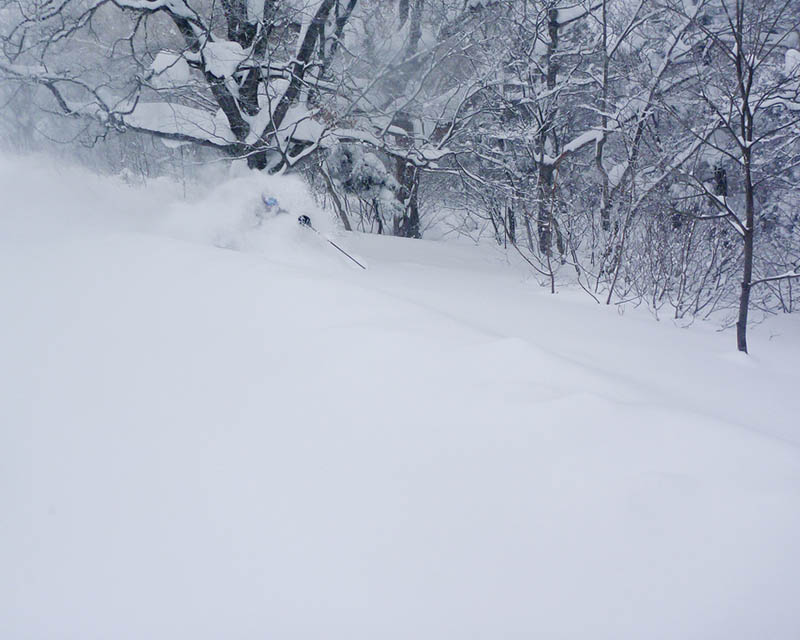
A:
[
  {"xmin": 736, "ymin": 149, "xmax": 755, "ymax": 353},
  {"xmin": 736, "ymin": 233, "xmax": 753, "ymax": 352},
  {"xmin": 596, "ymin": 0, "xmax": 610, "ymax": 232},
  {"xmin": 536, "ymin": 8, "xmax": 560, "ymax": 255},
  {"xmin": 393, "ymin": 109, "xmax": 421, "ymax": 238},
  {"xmin": 507, "ymin": 203, "xmax": 516, "ymax": 243},
  {"xmin": 538, "ymin": 163, "xmax": 554, "ymax": 254},
  {"xmin": 394, "ymin": 159, "xmax": 420, "ymax": 238}
]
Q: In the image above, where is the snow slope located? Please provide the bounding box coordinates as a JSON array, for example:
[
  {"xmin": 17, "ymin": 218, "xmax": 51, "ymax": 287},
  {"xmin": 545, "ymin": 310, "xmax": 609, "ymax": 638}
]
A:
[{"xmin": 1, "ymin": 155, "xmax": 799, "ymax": 640}]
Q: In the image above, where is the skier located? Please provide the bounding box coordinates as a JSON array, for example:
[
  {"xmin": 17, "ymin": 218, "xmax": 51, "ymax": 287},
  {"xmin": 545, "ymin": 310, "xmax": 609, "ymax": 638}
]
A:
[{"xmin": 261, "ymin": 195, "xmax": 287, "ymax": 216}]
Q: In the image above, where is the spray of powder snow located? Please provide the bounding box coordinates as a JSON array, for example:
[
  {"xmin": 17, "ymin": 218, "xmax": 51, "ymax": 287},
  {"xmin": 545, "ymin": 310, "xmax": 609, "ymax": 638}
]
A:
[
  {"xmin": 0, "ymin": 153, "xmax": 357, "ymax": 271},
  {"xmin": 158, "ymin": 167, "xmax": 359, "ymax": 271}
]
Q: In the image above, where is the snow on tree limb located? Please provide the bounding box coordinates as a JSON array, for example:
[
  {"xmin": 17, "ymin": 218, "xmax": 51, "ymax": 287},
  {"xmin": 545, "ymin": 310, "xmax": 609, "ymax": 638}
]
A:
[
  {"xmin": 750, "ymin": 270, "xmax": 800, "ymax": 286},
  {"xmin": 123, "ymin": 102, "xmax": 237, "ymax": 146}
]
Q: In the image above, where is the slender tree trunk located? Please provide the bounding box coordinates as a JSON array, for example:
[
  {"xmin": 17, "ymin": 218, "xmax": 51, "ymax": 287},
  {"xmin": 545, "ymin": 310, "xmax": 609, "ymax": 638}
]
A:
[
  {"xmin": 538, "ymin": 163, "xmax": 554, "ymax": 254},
  {"xmin": 734, "ymin": 0, "xmax": 754, "ymax": 353},
  {"xmin": 537, "ymin": 8, "xmax": 560, "ymax": 256},
  {"xmin": 596, "ymin": 0, "xmax": 611, "ymax": 232},
  {"xmin": 736, "ymin": 148, "xmax": 755, "ymax": 353},
  {"xmin": 388, "ymin": 0, "xmax": 423, "ymax": 238}
]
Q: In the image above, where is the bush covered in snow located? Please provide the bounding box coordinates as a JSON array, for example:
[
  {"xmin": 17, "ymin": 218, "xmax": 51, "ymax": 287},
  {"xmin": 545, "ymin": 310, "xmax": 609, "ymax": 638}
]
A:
[
  {"xmin": 325, "ymin": 144, "xmax": 398, "ymax": 201},
  {"xmin": 325, "ymin": 144, "xmax": 404, "ymax": 226}
]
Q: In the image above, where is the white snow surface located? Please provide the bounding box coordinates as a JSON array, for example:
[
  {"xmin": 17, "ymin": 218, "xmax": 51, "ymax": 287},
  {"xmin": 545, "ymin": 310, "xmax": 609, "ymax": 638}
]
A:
[
  {"xmin": 203, "ymin": 40, "xmax": 248, "ymax": 78},
  {"xmin": 1, "ymin": 154, "xmax": 800, "ymax": 640},
  {"xmin": 149, "ymin": 51, "xmax": 191, "ymax": 89}
]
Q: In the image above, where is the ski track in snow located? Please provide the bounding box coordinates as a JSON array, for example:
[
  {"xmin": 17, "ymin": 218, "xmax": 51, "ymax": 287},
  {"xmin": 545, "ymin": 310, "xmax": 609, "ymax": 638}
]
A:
[{"xmin": 1, "ymin": 154, "xmax": 799, "ymax": 640}]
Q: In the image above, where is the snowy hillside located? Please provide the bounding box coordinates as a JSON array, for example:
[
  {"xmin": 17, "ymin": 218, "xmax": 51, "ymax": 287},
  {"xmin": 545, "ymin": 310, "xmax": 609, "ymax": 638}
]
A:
[{"xmin": 1, "ymin": 155, "xmax": 799, "ymax": 640}]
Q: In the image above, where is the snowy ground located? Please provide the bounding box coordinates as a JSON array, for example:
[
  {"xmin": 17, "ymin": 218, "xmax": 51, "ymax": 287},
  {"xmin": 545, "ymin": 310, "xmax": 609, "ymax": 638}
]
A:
[{"xmin": 1, "ymin": 155, "xmax": 799, "ymax": 640}]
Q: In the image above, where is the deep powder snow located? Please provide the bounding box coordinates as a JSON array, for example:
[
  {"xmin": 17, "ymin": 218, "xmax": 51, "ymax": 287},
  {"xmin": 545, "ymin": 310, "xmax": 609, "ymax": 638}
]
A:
[{"xmin": 1, "ymin": 155, "xmax": 799, "ymax": 640}]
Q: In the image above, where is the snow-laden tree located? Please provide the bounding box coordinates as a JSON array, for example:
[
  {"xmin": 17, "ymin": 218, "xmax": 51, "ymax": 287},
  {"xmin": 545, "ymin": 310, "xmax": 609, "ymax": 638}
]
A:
[
  {"xmin": 661, "ymin": 0, "xmax": 800, "ymax": 351},
  {"xmin": 0, "ymin": 0, "xmax": 362, "ymax": 170},
  {"xmin": 0, "ymin": 0, "xmax": 488, "ymax": 234},
  {"xmin": 318, "ymin": 0, "xmax": 497, "ymax": 237},
  {"xmin": 2, "ymin": 0, "xmax": 799, "ymax": 348}
]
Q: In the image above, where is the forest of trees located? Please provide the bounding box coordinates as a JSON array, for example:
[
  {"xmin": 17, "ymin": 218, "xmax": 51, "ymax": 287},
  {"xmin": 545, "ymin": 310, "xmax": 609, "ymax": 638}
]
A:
[{"xmin": 2, "ymin": 0, "xmax": 799, "ymax": 351}]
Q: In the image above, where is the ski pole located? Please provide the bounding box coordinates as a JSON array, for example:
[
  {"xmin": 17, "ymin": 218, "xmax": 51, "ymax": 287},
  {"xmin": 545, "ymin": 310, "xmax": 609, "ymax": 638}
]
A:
[{"xmin": 298, "ymin": 216, "xmax": 367, "ymax": 270}]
